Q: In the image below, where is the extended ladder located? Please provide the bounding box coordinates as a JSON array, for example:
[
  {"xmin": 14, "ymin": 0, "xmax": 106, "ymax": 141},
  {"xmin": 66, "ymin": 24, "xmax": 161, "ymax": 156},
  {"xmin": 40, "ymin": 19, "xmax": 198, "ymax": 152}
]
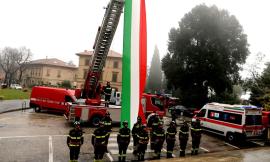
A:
[{"xmin": 83, "ymin": 0, "xmax": 124, "ymax": 98}]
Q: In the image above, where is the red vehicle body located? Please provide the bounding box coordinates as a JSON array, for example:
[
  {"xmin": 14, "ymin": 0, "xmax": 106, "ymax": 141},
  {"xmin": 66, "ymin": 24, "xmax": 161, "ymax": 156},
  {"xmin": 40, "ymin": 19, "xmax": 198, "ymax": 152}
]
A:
[
  {"xmin": 30, "ymin": 86, "xmax": 76, "ymax": 114},
  {"xmin": 262, "ymin": 111, "xmax": 270, "ymax": 141},
  {"xmin": 141, "ymin": 93, "xmax": 167, "ymax": 117},
  {"xmin": 30, "ymin": 86, "xmax": 107, "ymax": 126}
]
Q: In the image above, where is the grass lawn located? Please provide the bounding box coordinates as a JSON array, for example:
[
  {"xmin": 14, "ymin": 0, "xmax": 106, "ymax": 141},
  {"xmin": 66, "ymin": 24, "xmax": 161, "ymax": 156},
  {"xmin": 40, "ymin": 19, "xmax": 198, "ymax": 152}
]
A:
[{"xmin": 0, "ymin": 88, "xmax": 31, "ymax": 100}]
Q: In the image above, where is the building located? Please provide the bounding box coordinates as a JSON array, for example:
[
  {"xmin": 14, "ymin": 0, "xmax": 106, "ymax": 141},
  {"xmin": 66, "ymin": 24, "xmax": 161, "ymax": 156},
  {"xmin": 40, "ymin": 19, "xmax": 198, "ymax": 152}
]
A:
[
  {"xmin": 76, "ymin": 50, "xmax": 122, "ymax": 91},
  {"xmin": 21, "ymin": 58, "xmax": 77, "ymax": 87}
]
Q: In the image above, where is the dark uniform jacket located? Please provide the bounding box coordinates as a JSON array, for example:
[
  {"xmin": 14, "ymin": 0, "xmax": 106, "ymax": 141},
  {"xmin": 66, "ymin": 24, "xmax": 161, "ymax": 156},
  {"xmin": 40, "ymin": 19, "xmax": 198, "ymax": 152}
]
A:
[
  {"xmin": 67, "ymin": 128, "xmax": 84, "ymax": 147},
  {"xmin": 138, "ymin": 129, "xmax": 149, "ymax": 144},
  {"xmin": 132, "ymin": 122, "xmax": 142, "ymax": 136},
  {"xmin": 152, "ymin": 127, "xmax": 165, "ymax": 144},
  {"xmin": 103, "ymin": 85, "xmax": 112, "ymax": 96},
  {"xmin": 191, "ymin": 122, "xmax": 202, "ymax": 138},
  {"xmin": 92, "ymin": 127, "xmax": 108, "ymax": 146},
  {"xmin": 117, "ymin": 127, "xmax": 131, "ymax": 144},
  {"xmin": 179, "ymin": 124, "xmax": 189, "ymax": 141},
  {"xmin": 166, "ymin": 126, "xmax": 177, "ymax": 142},
  {"xmin": 102, "ymin": 116, "xmax": 112, "ymax": 132}
]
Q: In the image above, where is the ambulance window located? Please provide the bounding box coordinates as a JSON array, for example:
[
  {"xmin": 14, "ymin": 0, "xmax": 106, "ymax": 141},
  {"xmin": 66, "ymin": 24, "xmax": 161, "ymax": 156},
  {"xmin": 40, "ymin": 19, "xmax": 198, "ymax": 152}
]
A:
[{"xmin": 197, "ymin": 109, "xmax": 206, "ymax": 117}]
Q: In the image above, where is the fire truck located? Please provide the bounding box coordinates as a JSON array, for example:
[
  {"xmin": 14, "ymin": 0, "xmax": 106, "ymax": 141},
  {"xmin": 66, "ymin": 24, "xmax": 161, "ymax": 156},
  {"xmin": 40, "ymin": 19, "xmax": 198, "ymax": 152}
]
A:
[{"xmin": 30, "ymin": 0, "xmax": 169, "ymax": 125}]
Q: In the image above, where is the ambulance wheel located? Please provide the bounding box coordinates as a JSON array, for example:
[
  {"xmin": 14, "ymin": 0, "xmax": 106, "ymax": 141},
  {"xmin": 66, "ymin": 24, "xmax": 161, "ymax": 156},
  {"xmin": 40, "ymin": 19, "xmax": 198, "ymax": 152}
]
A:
[
  {"xmin": 226, "ymin": 132, "xmax": 235, "ymax": 143},
  {"xmin": 91, "ymin": 116, "xmax": 102, "ymax": 127},
  {"xmin": 35, "ymin": 106, "xmax": 41, "ymax": 112}
]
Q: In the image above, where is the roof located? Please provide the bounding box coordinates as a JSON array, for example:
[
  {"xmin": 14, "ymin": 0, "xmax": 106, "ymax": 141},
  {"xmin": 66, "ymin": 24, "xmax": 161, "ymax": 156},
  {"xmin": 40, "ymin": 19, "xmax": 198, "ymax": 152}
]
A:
[
  {"xmin": 29, "ymin": 58, "xmax": 77, "ymax": 69},
  {"xmin": 76, "ymin": 50, "xmax": 122, "ymax": 58},
  {"xmin": 207, "ymin": 102, "xmax": 259, "ymax": 111}
]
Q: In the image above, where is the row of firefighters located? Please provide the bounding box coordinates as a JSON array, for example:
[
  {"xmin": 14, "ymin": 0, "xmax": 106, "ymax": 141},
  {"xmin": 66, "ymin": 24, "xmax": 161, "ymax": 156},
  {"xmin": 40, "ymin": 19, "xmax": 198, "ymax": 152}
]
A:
[{"xmin": 67, "ymin": 112, "xmax": 202, "ymax": 162}]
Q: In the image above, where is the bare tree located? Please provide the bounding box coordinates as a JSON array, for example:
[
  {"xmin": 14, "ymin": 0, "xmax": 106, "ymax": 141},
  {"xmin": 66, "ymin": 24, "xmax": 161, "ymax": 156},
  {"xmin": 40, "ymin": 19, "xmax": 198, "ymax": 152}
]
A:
[
  {"xmin": 16, "ymin": 47, "xmax": 32, "ymax": 83},
  {"xmin": 0, "ymin": 46, "xmax": 32, "ymax": 85}
]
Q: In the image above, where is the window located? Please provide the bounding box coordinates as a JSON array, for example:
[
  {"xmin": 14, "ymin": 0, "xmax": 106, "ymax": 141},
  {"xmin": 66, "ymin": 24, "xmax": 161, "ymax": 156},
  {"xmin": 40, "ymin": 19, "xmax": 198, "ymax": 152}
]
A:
[
  {"xmin": 85, "ymin": 59, "xmax": 90, "ymax": 66},
  {"xmin": 57, "ymin": 70, "xmax": 61, "ymax": 78},
  {"xmin": 112, "ymin": 72, "xmax": 118, "ymax": 82},
  {"xmin": 245, "ymin": 115, "xmax": 262, "ymax": 125},
  {"xmin": 83, "ymin": 69, "xmax": 88, "ymax": 79},
  {"xmin": 197, "ymin": 109, "xmax": 206, "ymax": 117},
  {"xmin": 113, "ymin": 61, "xmax": 119, "ymax": 68},
  {"xmin": 151, "ymin": 97, "xmax": 164, "ymax": 110},
  {"xmin": 46, "ymin": 69, "xmax": 50, "ymax": 76},
  {"xmin": 208, "ymin": 110, "xmax": 242, "ymax": 125}
]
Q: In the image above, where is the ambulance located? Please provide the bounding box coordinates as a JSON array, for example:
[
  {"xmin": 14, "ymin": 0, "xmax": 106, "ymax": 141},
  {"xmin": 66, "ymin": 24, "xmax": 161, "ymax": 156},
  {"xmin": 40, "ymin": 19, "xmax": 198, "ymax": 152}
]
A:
[{"xmin": 194, "ymin": 102, "xmax": 264, "ymax": 143}]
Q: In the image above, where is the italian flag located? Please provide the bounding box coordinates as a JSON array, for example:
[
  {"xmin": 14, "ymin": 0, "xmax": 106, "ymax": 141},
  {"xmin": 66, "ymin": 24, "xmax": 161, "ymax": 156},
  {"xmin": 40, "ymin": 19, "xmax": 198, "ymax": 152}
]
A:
[{"xmin": 121, "ymin": 0, "xmax": 147, "ymax": 127}]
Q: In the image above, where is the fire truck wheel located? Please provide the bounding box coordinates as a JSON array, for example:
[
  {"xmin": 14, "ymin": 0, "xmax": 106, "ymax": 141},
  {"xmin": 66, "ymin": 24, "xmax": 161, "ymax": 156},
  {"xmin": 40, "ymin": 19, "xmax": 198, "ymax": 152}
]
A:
[
  {"xmin": 35, "ymin": 106, "xmax": 41, "ymax": 112},
  {"xmin": 226, "ymin": 132, "xmax": 235, "ymax": 143},
  {"xmin": 91, "ymin": 116, "xmax": 102, "ymax": 127}
]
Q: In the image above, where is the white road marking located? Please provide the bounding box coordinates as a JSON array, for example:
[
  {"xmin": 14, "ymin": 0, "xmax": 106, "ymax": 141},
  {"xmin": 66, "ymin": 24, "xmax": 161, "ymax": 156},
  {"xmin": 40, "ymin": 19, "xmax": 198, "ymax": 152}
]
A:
[
  {"xmin": 251, "ymin": 141, "xmax": 265, "ymax": 146},
  {"xmin": 49, "ymin": 136, "xmax": 53, "ymax": 162},
  {"xmin": 225, "ymin": 142, "xmax": 240, "ymax": 149},
  {"xmin": 105, "ymin": 152, "xmax": 114, "ymax": 162},
  {"xmin": 199, "ymin": 147, "xmax": 209, "ymax": 152}
]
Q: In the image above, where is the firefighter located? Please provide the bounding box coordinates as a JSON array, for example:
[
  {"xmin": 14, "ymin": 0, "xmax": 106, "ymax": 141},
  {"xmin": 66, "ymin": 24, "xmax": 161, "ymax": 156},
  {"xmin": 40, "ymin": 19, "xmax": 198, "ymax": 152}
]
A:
[
  {"xmin": 150, "ymin": 112, "xmax": 160, "ymax": 150},
  {"xmin": 132, "ymin": 116, "xmax": 142, "ymax": 155},
  {"xmin": 117, "ymin": 120, "xmax": 131, "ymax": 162},
  {"xmin": 179, "ymin": 120, "xmax": 189, "ymax": 157},
  {"xmin": 191, "ymin": 118, "xmax": 202, "ymax": 155},
  {"xmin": 103, "ymin": 81, "xmax": 112, "ymax": 107},
  {"xmin": 102, "ymin": 111, "xmax": 112, "ymax": 152},
  {"xmin": 137, "ymin": 124, "xmax": 149, "ymax": 161},
  {"xmin": 166, "ymin": 121, "xmax": 177, "ymax": 158},
  {"xmin": 67, "ymin": 121, "xmax": 84, "ymax": 162},
  {"xmin": 152, "ymin": 122, "xmax": 165, "ymax": 159},
  {"xmin": 92, "ymin": 121, "xmax": 108, "ymax": 162},
  {"xmin": 170, "ymin": 107, "xmax": 177, "ymax": 122}
]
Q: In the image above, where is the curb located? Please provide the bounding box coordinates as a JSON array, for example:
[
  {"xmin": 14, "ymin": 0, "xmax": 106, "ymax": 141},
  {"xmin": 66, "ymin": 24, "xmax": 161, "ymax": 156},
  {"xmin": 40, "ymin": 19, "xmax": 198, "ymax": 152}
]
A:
[{"xmin": 0, "ymin": 107, "xmax": 31, "ymax": 114}]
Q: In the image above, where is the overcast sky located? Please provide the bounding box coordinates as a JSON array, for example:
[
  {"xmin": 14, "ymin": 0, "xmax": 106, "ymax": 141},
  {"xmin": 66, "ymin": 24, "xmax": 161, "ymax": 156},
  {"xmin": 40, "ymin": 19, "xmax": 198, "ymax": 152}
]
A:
[{"xmin": 0, "ymin": 0, "xmax": 270, "ymax": 74}]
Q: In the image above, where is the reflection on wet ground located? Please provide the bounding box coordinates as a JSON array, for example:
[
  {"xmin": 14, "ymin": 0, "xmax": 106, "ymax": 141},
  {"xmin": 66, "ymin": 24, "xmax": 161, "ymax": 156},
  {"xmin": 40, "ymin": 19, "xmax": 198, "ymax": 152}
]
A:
[{"xmin": 152, "ymin": 147, "xmax": 270, "ymax": 162}]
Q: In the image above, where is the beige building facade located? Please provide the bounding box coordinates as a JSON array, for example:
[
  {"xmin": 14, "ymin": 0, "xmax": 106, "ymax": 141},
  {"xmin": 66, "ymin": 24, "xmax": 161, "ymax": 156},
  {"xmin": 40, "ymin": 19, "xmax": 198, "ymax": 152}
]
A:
[
  {"xmin": 21, "ymin": 58, "xmax": 77, "ymax": 87},
  {"xmin": 76, "ymin": 50, "xmax": 122, "ymax": 91}
]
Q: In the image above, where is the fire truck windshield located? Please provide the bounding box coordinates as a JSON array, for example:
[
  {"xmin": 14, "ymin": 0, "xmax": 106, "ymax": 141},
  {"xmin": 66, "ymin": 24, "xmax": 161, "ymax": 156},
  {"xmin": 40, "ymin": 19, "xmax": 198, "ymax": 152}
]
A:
[{"xmin": 151, "ymin": 97, "xmax": 164, "ymax": 110}]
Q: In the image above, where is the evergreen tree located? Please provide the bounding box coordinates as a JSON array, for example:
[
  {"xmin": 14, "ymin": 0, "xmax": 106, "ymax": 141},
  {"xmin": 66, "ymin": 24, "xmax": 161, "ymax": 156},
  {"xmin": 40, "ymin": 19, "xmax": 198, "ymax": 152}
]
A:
[
  {"xmin": 147, "ymin": 46, "xmax": 162, "ymax": 93},
  {"xmin": 162, "ymin": 4, "xmax": 249, "ymax": 107}
]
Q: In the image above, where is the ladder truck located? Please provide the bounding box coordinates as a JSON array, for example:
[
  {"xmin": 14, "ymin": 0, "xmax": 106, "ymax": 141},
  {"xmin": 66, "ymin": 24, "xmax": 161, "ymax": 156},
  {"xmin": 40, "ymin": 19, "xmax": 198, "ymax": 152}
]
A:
[{"xmin": 67, "ymin": 0, "xmax": 125, "ymax": 125}]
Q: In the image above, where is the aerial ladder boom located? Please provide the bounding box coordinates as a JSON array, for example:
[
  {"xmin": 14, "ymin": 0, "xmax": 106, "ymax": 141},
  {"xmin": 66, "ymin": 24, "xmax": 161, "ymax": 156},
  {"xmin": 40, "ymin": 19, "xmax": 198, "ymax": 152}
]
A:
[{"xmin": 82, "ymin": 0, "xmax": 124, "ymax": 105}]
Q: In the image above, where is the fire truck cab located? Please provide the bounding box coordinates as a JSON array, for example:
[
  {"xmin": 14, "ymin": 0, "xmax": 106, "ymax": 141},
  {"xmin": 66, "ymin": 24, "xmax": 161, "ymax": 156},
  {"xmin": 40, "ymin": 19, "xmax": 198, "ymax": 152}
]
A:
[
  {"xmin": 194, "ymin": 102, "xmax": 264, "ymax": 143},
  {"xmin": 141, "ymin": 93, "xmax": 167, "ymax": 118}
]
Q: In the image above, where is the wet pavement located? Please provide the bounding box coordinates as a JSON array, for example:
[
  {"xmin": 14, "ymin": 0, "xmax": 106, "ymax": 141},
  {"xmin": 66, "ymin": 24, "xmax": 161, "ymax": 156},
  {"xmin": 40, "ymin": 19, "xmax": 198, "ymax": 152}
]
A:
[
  {"xmin": 0, "ymin": 99, "xmax": 29, "ymax": 114},
  {"xmin": 0, "ymin": 108, "xmax": 270, "ymax": 161},
  {"xmin": 151, "ymin": 147, "xmax": 270, "ymax": 162}
]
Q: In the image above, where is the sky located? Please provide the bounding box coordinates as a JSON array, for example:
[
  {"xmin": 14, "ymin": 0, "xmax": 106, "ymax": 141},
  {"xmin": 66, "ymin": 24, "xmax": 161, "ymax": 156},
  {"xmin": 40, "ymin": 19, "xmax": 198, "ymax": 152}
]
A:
[{"xmin": 0, "ymin": 0, "xmax": 270, "ymax": 75}]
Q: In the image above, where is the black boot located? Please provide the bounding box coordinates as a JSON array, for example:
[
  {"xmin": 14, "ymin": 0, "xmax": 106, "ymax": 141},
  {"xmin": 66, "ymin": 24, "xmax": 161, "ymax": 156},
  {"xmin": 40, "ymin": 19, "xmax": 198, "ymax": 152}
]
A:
[
  {"xmin": 195, "ymin": 150, "xmax": 198, "ymax": 155},
  {"xmin": 167, "ymin": 153, "xmax": 172, "ymax": 158},
  {"xmin": 180, "ymin": 150, "xmax": 185, "ymax": 157},
  {"xmin": 191, "ymin": 150, "xmax": 195, "ymax": 155},
  {"xmin": 122, "ymin": 156, "xmax": 126, "ymax": 162},
  {"xmin": 118, "ymin": 156, "xmax": 122, "ymax": 162}
]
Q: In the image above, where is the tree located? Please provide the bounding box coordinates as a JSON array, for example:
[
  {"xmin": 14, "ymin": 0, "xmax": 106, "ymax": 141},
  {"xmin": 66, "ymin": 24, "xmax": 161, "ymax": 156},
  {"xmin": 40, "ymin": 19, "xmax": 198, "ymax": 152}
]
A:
[
  {"xmin": 162, "ymin": 4, "xmax": 249, "ymax": 107},
  {"xmin": 146, "ymin": 46, "xmax": 163, "ymax": 93},
  {"xmin": 61, "ymin": 80, "xmax": 72, "ymax": 89},
  {"xmin": 0, "ymin": 47, "xmax": 32, "ymax": 85}
]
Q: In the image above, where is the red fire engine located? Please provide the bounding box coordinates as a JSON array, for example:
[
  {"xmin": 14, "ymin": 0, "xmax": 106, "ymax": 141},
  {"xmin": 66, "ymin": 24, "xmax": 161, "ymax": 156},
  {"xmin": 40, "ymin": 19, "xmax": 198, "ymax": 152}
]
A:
[{"xmin": 30, "ymin": 0, "xmax": 169, "ymax": 125}]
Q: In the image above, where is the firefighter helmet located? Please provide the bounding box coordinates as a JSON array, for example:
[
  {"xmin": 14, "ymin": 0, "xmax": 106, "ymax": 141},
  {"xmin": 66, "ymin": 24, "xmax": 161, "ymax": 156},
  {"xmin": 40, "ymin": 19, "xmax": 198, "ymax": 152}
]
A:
[{"xmin": 122, "ymin": 120, "xmax": 128, "ymax": 126}]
